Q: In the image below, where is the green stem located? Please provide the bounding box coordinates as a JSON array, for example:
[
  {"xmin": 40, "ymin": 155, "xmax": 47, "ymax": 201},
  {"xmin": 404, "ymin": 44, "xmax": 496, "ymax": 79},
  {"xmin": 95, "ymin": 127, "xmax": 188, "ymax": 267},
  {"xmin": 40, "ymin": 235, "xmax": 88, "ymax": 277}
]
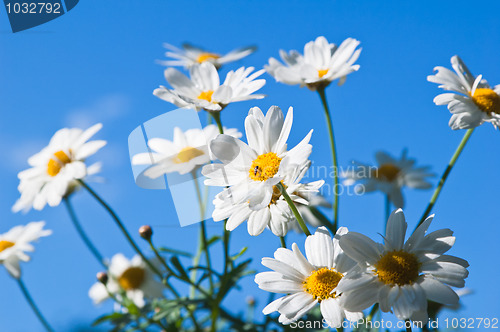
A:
[
  {"xmin": 280, "ymin": 236, "xmax": 286, "ymax": 248},
  {"xmin": 77, "ymin": 180, "xmax": 163, "ymax": 278},
  {"xmin": 415, "ymin": 128, "xmax": 474, "ymax": 230},
  {"xmin": 317, "ymin": 88, "xmax": 339, "ymax": 231},
  {"xmin": 17, "ymin": 279, "xmax": 54, "ymax": 332},
  {"xmin": 278, "ymin": 182, "xmax": 311, "ymax": 236},
  {"xmin": 366, "ymin": 303, "xmax": 379, "ymax": 322},
  {"xmin": 64, "ymin": 197, "xmax": 107, "ymax": 269},
  {"xmin": 406, "ymin": 319, "xmax": 413, "ymax": 332},
  {"xmin": 211, "ymin": 111, "xmax": 224, "ymax": 135},
  {"xmin": 384, "ymin": 195, "xmax": 391, "ymax": 234}
]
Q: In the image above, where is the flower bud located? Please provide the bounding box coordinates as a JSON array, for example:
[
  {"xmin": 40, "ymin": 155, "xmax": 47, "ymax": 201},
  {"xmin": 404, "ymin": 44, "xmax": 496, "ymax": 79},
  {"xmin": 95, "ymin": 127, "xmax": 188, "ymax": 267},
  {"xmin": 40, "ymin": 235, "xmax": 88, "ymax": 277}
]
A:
[
  {"xmin": 97, "ymin": 272, "xmax": 108, "ymax": 285},
  {"xmin": 139, "ymin": 225, "xmax": 153, "ymax": 240}
]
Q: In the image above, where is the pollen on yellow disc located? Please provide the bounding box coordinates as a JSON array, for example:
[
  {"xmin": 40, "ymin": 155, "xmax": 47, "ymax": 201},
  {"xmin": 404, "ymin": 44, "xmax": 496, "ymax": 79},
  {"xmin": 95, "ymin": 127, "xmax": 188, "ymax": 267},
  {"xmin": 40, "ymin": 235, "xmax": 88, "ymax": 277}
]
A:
[
  {"xmin": 303, "ymin": 267, "xmax": 343, "ymax": 302},
  {"xmin": 375, "ymin": 250, "xmax": 420, "ymax": 286},
  {"xmin": 318, "ymin": 69, "xmax": 329, "ymax": 78},
  {"xmin": 249, "ymin": 152, "xmax": 282, "ymax": 182},
  {"xmin": 0, "ymin": 240, "xmax": 15, "ymax": 253},
  {"xmin": 54, "ymin": 150, "xmax": 71, "ymax": 164},
  {"xmin": 118, "ymin": 267, "xmax": 146, "ymax": 290},
  {"xmin": 198, "ymin": 90, "xmax": 214, "ymax": 102},
  {"xmin": 372, "ymin": 163, "xmax": 401, "ymax": 182},
  {"xmin": 197, "ymin": 53, "xmax": 220, "ymax": 63},
  {"xmin": 47, "ymin": 150, "xmax": 72, "ymax": 176},
  {"xmin": 173, "ymin": 147, "xmax": 204, "ymax": 164},
  {"xmin": 472, "ymin": 88, "xmax": 500, "ymax": 115}
]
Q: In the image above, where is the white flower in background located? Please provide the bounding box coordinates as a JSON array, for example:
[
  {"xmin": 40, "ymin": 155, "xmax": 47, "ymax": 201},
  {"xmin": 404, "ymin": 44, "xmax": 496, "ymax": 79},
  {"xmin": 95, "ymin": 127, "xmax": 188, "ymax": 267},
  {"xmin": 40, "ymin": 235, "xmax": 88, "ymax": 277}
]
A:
[
  {"xmin": 255, "ymin": 227, "xmax": 362, "ymax": 326},
  {"xmin": 341, "ymin": 150, "xmax": 433, "ymax": 208},
  {"xmin": 89, "ymin": 254, "xmax": 164, "ymax": 308},
  {"xmin": 13, "ymin": 124, "xmax": 106, "ymax": 213},
  {"xmin": 212, "ymin": 161, "xmax": 323, "ymax": 236},
  {"xmin": 132, "ymin": 125, "xmax": 241, "ymax": 177},
  {"xmin": 202, "ymin": 106, "xmax": 313, "ymax": 214},
  {"xmin": 158, "ymin": 43, "xmax": 256, "ymax": 69},
  {"xmin": 154, "ymin": 62, "xmax": 265, "ymax": 112},
  {"xmin": 338, "ymin": 209, "xmax": 469, "ymax": 322},
  {"xmin": 0, "ymin": 222, "xmax": 52, "ymax": 279},
  {"xmin": 292, "ymin": 194, "xmax": 331, "ymax": 233},
  {"xmin": 266, "ymin": 36, "xmax": 361, "ymax": 90},
  {"xmin": 428, "ymin": 55, "xmax": 500, "ymax": 129}
]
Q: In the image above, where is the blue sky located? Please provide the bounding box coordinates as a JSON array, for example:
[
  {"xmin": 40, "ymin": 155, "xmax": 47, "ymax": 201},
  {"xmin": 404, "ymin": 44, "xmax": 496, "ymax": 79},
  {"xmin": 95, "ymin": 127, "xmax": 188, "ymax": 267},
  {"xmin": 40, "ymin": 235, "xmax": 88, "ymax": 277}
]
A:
[{"xmin": 1, "ymin": 0, "xmax": 499, "ymax": 331}]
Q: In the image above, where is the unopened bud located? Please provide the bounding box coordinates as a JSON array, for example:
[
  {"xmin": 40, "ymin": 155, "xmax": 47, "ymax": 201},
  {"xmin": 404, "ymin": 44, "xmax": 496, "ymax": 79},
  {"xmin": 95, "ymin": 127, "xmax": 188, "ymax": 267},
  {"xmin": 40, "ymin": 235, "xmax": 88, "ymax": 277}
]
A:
[
  {"xmin": 97, "ymin": 272, "xmax": 108, "ymax": 285},
  {"xmin": 246, "ymin": 296, "xmax": 256, "ymax": 306},
  {"xmin": 139, "ymin": 225, "xmax": 153, "ymax": 240}
]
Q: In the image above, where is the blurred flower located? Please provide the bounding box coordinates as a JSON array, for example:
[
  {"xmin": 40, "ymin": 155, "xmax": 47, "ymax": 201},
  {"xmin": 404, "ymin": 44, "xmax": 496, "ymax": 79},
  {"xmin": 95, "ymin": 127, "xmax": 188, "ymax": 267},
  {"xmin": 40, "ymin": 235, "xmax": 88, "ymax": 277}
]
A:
[
  {"xmin": 292, "ymin": 194, "xmax": 331, "ymax": 233},
  {"xmin": 0, "ymin": 222, "xmax": 52, "ymax": 279},
  {"xmin": 255, "ymin": 227, "xmax": 362, "ymax": 326},
  {"xmin": 89, "ymin": 254, "xmax": 164, "ymax": 308},
  {"xmin": 266, "ymin": 36, "xmax": 361, "ymax": 90},
  {"xmin": 341, "ymin": 150, "xmax": 433, "ymax": 208},
  {"xmin": 154, "ymin": 62, "xmax": 265, "ymax": 112},
  {"xmin": 132, "ymin": 124, "xmax": 241, "ymax": 177},
  {"xmin": 159, "ymin": 43, "xmax": 256, "ymax": 69},
  {"xmin": 338, "ymin": 209, "xmax": 469, "ymax": 322},
  {"xmin": 212, "ymin": 161, "xmax": 323, "ymax": 236},
  {"xmin": 428, "ymin": 55, "xmax": 500, "ymax": 129},
  {"xmin": 13, "ymin": 124, "xmax": 106, "ymax": 212}
]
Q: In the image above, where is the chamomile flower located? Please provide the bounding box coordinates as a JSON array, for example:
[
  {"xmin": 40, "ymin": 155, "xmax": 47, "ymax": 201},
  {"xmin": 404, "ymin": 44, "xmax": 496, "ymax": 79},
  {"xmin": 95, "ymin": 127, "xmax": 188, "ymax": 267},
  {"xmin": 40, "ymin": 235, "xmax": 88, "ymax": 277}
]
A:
[
  {"xmin": 338, "ymin": 209, "xmax": 469, "ymax": 322},
  {"xmin": 89, "ymin": 254, "xmax": 164, "ymax": 308},
  {"xmin": 0, "ymin": 222, "xmax": 52, "ymax": 279},
  {"xmin": 342, "ymin": 150, "xmax": 433, "ymax": 208},
  {"xmin": 132, "ymin": 124, "xmax": 241, "ymax": 177},
  {"xmin": 212, "ymin": 161, "xmax": 324, "ymax": 236},
  {"xmin": 255, "ymin": 227, "xmax": 362, "ymax": 326},
  {"xmin": 202, "ymin": 106, "xmax": 313, "ymax": 212},
  {"xmin": 13, "ymin": 124, "xmax": 106, "ymax": 213},
  {"xmin": 158, "ymin": 43, "xmax": 256, "ymax": 69},
  {"xmin": 153, "ymin": 62, "xmax": 265, "ymax": 112},
  {"xmin": 266, "ymin": 36, "xmax": 361, "ymax": 90},
  {"xmin": 428, "ymin": 55, "xmax": 500, "ymax": 129}
]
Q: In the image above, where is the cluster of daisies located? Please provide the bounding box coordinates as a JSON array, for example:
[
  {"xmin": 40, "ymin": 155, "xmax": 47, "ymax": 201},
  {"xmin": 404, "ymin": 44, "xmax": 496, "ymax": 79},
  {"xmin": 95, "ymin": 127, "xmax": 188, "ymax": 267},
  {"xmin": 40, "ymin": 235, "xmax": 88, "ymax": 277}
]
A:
[{"xmin": 5, "ymin": 36, "xmax": 499, "ymax": 330}]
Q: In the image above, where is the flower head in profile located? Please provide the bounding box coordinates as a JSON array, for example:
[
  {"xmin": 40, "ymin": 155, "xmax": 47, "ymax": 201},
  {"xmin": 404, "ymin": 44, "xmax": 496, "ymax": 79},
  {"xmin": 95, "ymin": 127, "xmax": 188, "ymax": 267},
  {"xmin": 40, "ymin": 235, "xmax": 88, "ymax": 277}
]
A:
[
  {"xmin": 158, "ymin": 43, "xmax": 256, "ymax": 69},
  {"xmin": 154, "ymin": 62, "xmax": 265, "ymax": 112},
  {"xmin": 89, "ymin": 254, "xmax": 164, "ymax": 308},
  {"xmin": 255, "ymin": 227, "xmax": 362, "ymax": 327},
  {"xmin": 266, "ymin": 36, "xmax": 361, "ymax": 90},
  {"xmin": 428, "ymin": 55, "xmax": 500, "ymax": 129},
  {"xmin": 342, "ymin": 150, "xmax": 433, "ymax": 208},
  {"xmin": 338, "ymin": 209, "xmax": 469, "ymax": 322},
  {"xmin": 0, "ymin": 222, "xmax": 52, "ymax": 279},
  {"xmin": 13, "ymin": 124, "xmax": 106, "ymax": 212},
  {"xmin": 132, "ymin": 124, "xmax": 241, "ymax": 177}
]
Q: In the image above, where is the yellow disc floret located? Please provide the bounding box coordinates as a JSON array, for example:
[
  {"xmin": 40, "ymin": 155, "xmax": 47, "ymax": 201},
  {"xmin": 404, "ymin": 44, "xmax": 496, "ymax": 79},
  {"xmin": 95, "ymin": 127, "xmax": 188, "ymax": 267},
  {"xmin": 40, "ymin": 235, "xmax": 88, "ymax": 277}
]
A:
[
  {"xmin": 196, "ymin": 53, "xmax": 220, "ymax": 63},
  {"xmin": 318, "ymin": 69, "xmax": 329, "ymax": 78},
  {"xmin": 472, "ymin": 88, "xmax": 500, "ymax": 115},
  {"xmin": 249, "ymin": 152, "xmax": 282, "ymax": 181},
  {"xmin": 198, "ymin": 90, "xmax": 214, "ymax": 102},
  {"xmin": 303, "ymin": 267, "xmax": 343, "ymax": 302},
  {"xmin": 118, "ymin": 267, "xmax": 146, "ymax": 290},
  {"xmin": 375, "ymin": 250, "xmax": 420, "ymax": 286},
  {"xmin": 0, "ymin": 240, "xmax": 15, "ymax": 253},
  {"xmin": 173, "ymin": 147, "xmax": 204, "ymax": 164},
  {"xmin": 372, "ymin": 163, "xmax": 400, "ymax": 182},
  {"xmin": 47, "ymin": 150, "xmax": 72, "ymax": 177}
]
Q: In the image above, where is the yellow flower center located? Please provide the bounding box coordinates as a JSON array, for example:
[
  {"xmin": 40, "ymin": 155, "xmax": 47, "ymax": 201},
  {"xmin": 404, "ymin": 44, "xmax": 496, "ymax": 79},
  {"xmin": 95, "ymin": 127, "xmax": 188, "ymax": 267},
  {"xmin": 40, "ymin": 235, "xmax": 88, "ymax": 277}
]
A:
[
  {"xmin": 303, "ymin": 267, "xmax": 343, "ymax": 302},
  {"xmin": 375, "ymin": 250, "xmax": 420, "ymax": 286},
  {"xmin": 249, "ymin": 152, "xmax": 282, "ymax": 181},
  {"xmin": 198, "ymin": 90, "xmax": 214, "ymax": 102},
  {"xmin": 472, "ymin": 88, "xmax": 500, "ymax": 115},
  {"xmin": 173, "ymin": 147, "xmax": 204, "ymax": 164},
  {"xmin": 372, "ymin": 163, "xmax": 400, "ymax": 182},
  {"xmin": 0, "ymin": 240, "xmax": 15, "ymax": 252},
  {"xmin": 47, "ymin": 150, "xmax": 72, "ymax": 177},
  {"xmin": 196, "ymin": 53, "xmax": 221, "ymax": 63},
  {"xmin": 318, "ymin": 69, "xmax": 329, "ymax": 78},
  {"xmin": 118, "ymin": 267, "xmax": 146, "ymax": 290}
]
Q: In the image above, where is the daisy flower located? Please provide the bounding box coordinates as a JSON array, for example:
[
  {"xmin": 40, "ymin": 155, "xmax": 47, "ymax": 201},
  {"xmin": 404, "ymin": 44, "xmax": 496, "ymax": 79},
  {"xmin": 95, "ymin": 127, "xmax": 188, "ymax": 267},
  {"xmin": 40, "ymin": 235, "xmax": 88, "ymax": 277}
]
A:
[
  {"xmin": 132, "ymin": 124, "xmax": 241, "ymax": 177},
  {"xmin": 212, "ymin": 161, "xmax": 324, "ymax": 236},
  {"xmin": 158, "ymin": 43, "xmax": 256, "ymax": 69},
  {"xmin": 13, "ymin": 123, "xmax": 106, "ymax": 213},
  {"xmin": 153, "ymin": 62, "xmax": 265, "ymax": 112},
  {"xmin": 89, "ymin": 253, "xmax": 164, "ymax": 308},
  {"xmin": 0, "ymin": 222, "xmax": 52, "ymax": 279},
  {"xmin": 202, "ymin": 106, "xmax": 313, "ymax": 214},
  {"xmin": 341, "ymin": 150, "xmax": 433, "ymax": 208},
  {"xmin": 337, "ymin": 209, "xmax": 469, "ymax": 322},
  {"xmin": 255, "ymin": 227, "xmax": 362, "ymax": 326},
  {"xmin": 428, "ymin": 55, "xmax": 500, "ymax": 129},
  {"xmin": 266, "ymin": 36, "xmax": 361, "ymax": 90}
]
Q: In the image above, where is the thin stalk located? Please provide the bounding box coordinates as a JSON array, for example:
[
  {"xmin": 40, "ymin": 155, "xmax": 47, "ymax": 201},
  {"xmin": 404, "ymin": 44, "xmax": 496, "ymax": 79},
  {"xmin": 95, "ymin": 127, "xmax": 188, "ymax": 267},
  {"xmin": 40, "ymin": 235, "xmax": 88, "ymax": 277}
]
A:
[
  {"xmin": 17, "ymin": 279, "xmax": 54, "ymax": 332},
  {"xmin": 278, "ymin": 182, "xmax": 311, "ymax": 236},
  {"xmin": 405, "ymin": 319, "xmax": 413, "ymax": 332},
  {"xmin": 280, "ymin": 236, "xmax": 286, "ymax": 248},
  {"xmin": 77, "ymin": 180, "xmax": 163, "ymax": 278},
  {"xmin": 366, "ymin": 303, "xmax": 379, "ymax": 322},
  {"xmin": 64, "ymin": 197, "xmax": 106, "ymax": 268},
  {"xmin": 415, "ymin": 128, "xmax": 474, "ymax": 230},
  {"xmin": 384, "ymin": 195, "xmax": 391, "ymax": 234},
  {"xmin": 317, "ymin": 87, "xmax": 339, "ymax": 231}
]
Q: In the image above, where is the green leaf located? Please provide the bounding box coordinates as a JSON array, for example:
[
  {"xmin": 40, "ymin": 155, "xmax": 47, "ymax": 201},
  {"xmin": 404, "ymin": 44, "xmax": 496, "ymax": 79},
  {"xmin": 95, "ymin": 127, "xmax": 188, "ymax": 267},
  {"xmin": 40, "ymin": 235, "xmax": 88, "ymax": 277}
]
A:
[
  {"xmin": 231, "ymin": 246, "xmax": 248, "ymax": 261},
  {"xmin": 157, "ymin": 246, "xmax": 193, "ymax": 258},
  {"xmin": 170, "ymin": 256, "xmax": 189, "ymax": 280}
]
